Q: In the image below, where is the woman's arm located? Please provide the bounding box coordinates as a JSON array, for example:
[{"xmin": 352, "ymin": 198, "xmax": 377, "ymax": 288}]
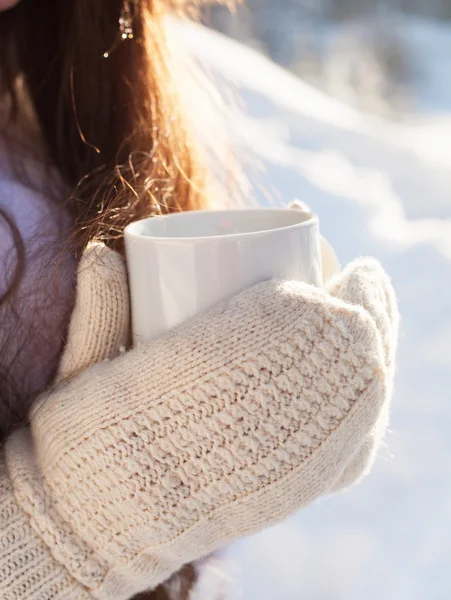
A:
[
  {"xmin": 2, "ymin": 246, "xmax": 397, "ymax": 600},
  {"xmin": 0, "ymin": 244, "xmax": 127, "ymax": 600}
]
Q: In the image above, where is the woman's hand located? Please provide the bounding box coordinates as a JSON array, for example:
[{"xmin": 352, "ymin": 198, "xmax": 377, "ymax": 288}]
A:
[
  {"xmin": 4, "ymin": 243, "xmax": 398, "ymax": 600},
  {"xmin": 55, "ymin": 242, "xmax": 131, "ymax": 382}
]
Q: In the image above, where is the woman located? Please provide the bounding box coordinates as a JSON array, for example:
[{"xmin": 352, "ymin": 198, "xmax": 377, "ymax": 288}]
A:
[{"xmin": 0, "ymin": 1, "xmax": 398, "ymax": 599}]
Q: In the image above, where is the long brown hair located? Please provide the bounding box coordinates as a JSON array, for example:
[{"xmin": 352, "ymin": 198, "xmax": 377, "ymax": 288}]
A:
[
  {"xmin": 0, "ymin": 0, "xmax": 213, "ymax": 252},
  {"xmin": 0, "ymin": 0, "xmax": 234, "ymax": 598}
]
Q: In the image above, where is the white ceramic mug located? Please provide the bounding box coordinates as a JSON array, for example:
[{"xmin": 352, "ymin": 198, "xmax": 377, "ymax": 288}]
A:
[{"xmin": 124, "ymin": 208, "xmax": 322, "ymax": 345}]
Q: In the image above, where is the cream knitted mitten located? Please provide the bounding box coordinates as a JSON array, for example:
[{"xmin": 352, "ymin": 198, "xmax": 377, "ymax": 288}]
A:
[
  {"xmin": 1, "ymin": 244, "xmax": 398, "ymax": 600},
  {"xmin": 56, "ymin": 243, "xmax": 130, "ymax": 381}
]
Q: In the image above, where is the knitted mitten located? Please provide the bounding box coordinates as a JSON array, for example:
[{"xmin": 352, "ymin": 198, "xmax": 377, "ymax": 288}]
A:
[
  {"xmin": 1, "ymin": 244, "xmax": 398, "ymax": 600},
  {"xmin": 56, "ymin": 242, "xmax": 130, "ymax": 381}
]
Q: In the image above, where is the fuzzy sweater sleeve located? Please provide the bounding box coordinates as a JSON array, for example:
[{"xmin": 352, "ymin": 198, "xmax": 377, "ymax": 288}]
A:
[{"xmin": 0, "ymin": 449, "xmax": 91, "ymax": 600}]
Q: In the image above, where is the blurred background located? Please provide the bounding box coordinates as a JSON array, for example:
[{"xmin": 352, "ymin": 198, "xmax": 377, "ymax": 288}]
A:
[
  {"xmin": 204, "ymin": 0, "xmax": 451, "ymax": 117},
  {"xmin": 168, "ymin": 2, "xmax": 451, "ymax": 599}
]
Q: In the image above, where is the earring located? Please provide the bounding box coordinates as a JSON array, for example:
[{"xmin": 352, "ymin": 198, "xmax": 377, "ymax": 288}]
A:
[
  {"xmin": 119, "ymin": 1, "xmax": 134, "ymax": 41},
  {"xmin": 103, "ymin": 1, "xmax": 135, "ymax": 59}
]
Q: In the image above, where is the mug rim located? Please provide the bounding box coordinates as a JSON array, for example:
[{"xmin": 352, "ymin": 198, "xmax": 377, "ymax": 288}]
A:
[{"xmin": 124, "ymin": 208, "xmax": 318, "ymax": 243}]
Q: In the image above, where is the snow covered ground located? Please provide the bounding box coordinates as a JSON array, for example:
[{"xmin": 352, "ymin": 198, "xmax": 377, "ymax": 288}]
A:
[{"xmin": 169, "ymin": 18, "xmax": 451, "ymax": 600}]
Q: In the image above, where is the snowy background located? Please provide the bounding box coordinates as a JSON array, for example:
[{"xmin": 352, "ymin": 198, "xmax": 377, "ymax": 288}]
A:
[{"xmin": 169, "ymin": 4, "xmax": 451, "ymax": 599}]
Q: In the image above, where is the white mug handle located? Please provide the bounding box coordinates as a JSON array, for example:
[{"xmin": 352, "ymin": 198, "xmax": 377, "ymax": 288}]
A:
[{"xmin": 289, "ymin": 200, "xmax": 340, "ymax": 283}]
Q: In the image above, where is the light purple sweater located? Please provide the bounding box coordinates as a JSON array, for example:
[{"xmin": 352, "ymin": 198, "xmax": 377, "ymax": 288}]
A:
[{"xmin": 0, "ymin": 141, "xmax": 76, "ymax": 429}]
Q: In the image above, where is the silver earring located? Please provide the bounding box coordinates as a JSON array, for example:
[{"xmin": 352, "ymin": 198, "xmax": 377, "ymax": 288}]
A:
[
  {"xmin": 119, "ymin": 1, "xmax": 134, "ymax": 41},
  {"xmin": 103, "ymin": 1, "xmax": 134, "ymax": 59}
]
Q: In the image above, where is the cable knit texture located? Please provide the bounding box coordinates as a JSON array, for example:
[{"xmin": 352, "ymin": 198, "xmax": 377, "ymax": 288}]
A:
[{"xmin": 0, "ymin": 243, "xmax": 398, "ymax": 600}]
